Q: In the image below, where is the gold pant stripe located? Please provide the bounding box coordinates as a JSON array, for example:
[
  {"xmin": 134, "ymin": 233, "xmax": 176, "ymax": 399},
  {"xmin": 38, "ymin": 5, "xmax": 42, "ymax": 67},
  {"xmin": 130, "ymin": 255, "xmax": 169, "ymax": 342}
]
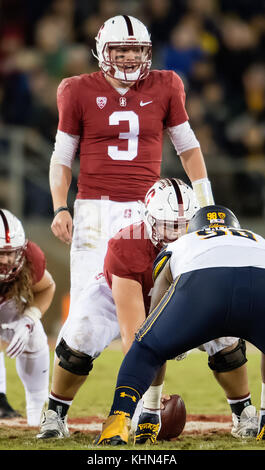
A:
[{"xmin": 137, "ymin": 275, "xmax": 181, "ymax": 342}]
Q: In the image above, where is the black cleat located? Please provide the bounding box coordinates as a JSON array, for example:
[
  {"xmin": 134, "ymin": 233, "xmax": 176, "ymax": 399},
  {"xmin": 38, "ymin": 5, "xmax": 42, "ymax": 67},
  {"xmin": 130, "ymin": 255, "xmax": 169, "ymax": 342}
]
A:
[{"xmin": 0, "ymin": 393, "xmax": 21, "ymax": 419}]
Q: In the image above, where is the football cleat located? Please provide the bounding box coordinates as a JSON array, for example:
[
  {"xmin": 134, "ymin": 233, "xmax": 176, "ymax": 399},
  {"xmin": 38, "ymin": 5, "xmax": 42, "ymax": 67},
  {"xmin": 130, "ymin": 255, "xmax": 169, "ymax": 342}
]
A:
[
  {"xmin": 256, "ymin": 413, "xmax": 265, "ymax": 441},
  {"xmin": 134, "ymin": 411, "xmax": 160, "ymax": 444},
  {"xmin": 94, "ymin": 412, "xmax": 130, "ymax": 446},
  {"xmin": 0, "ymin": 393, "xmax": 21, "ymax": 418},
  {"xmin": 36, "ymin": 409, "xmax": 70, "ymax": 439},
  {"xmin": 231, "ymin": 405, "xmax": 258, "ymax": 438}
]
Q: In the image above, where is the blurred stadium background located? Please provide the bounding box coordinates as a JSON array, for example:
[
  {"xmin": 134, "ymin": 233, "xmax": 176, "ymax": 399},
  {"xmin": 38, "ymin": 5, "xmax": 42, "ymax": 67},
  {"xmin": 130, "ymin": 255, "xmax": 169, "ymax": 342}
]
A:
[{"xmin": 0, "ymin": 0, "xmax": 264, "ymax": 340}]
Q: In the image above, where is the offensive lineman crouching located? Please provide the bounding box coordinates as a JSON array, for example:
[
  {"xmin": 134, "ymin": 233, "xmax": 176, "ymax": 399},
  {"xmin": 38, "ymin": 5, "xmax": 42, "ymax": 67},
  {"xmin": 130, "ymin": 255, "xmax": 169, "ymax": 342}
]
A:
[{"xmin": 94, "ymin": 205, "xmax": 265, "ymax": 445}]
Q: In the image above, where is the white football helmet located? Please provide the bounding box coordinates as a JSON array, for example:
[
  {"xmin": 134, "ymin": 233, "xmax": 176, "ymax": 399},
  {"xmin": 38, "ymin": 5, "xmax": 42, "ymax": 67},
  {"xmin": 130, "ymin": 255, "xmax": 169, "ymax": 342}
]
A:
[
  {"xmin": 0, "ymin": 209, "xmax": 27, "ymax": 282},
  {"xmin": 143, "ymin": 178, "xmax": 199, "ymax": 247},
  {"xmin": 93, "ymin": 15, "xmax": 152, "ymax": 83}
]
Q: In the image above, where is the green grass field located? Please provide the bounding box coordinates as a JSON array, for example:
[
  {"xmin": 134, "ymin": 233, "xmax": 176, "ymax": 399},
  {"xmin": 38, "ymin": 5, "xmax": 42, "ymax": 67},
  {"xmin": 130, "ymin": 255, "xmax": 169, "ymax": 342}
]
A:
[{"xmin": 0, "ymin": 343, "xmax": 265, "ymax": 453}]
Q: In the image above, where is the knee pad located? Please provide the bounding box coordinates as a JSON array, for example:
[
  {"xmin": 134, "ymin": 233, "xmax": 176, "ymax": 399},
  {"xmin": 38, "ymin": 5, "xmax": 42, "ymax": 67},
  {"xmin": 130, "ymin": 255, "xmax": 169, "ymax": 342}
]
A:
[
  {"xmin": 208, "ymin": 339, "xmax": 247, "ymax": 373},
  {"xmin": 56, "ymin": 338, "xmax": 94, "ymax": 376}
]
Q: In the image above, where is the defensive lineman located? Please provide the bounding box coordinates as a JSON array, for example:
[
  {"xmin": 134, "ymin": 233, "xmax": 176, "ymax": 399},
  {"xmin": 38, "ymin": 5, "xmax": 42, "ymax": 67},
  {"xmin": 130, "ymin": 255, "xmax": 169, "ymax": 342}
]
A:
[{"xmin": 94, "ymin": 205, "xmax": 265, "ymax": 445}]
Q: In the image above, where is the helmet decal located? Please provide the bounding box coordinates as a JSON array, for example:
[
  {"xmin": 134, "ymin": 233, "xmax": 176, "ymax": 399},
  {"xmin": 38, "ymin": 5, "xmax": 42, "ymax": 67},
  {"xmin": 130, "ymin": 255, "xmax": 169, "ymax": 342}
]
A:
[{"xmin": 187, "ymin": 205, "xmax": 241, "ymax": 234}]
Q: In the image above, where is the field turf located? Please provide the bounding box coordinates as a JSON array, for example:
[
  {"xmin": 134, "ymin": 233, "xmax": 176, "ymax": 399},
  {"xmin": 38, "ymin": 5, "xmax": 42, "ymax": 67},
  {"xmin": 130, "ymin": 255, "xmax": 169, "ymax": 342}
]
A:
[{"xmin": 0, "ymin": 343, "xmax": 264, "ymax": 458}]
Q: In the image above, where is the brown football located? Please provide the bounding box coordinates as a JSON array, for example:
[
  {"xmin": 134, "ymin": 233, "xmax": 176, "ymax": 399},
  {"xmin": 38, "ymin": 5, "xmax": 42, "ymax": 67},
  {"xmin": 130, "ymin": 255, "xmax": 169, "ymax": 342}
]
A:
[{"xmin": 157, "ymin": 394, "xmax": 186, "ymax": 440}]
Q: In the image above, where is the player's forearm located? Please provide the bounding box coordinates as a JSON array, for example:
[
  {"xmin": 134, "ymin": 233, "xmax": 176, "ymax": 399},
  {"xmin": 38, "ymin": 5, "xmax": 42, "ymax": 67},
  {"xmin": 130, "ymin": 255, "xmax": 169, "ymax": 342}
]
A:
[
  {"xmin": 112, "ymin": 276, "xmax": 146, "ymax": 355},
  {"xmin": 49, "ymin": 163, "xmax": 72, "ymax": 211},
  {"xmin": 179, "ymin": 147, "xmax": 208, "ymax": 182},
  {"xmin": 180, "ymin": 148, "xmax": 215, "ymax": 206},
  {"xmin": 31, "ymin": 270, "xmax": 56, "ymax": 315},
  {"xmin": 32, "ymin": 284, "xmax": 55, "ymax": 315}
]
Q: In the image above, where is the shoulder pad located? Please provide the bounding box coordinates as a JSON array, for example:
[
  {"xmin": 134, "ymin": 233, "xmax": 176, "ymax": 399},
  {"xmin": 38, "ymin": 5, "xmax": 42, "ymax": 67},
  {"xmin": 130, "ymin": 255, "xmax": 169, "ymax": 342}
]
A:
[{"xmin": 152, "ymin": 248, "xmax": 172, "ymax": 282}]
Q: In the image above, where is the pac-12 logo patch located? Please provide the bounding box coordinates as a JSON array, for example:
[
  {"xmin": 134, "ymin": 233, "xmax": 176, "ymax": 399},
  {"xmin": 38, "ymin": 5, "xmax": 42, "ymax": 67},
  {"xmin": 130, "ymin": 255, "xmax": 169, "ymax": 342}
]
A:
[{"xmin": 96, "ymin": 96, "xmax": 107, "ymax": 109}]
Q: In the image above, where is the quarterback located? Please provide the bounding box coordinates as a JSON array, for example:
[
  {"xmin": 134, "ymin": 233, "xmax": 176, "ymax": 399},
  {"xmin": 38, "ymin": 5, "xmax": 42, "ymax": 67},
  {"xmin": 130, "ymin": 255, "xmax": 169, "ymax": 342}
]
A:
[
  {"xmin": 0, "ymin": 209, "xmax": 55, "ymax": 426},
  {"xmin": 48, "ymin": 14, "xmax": 214, "ymax": 353}
]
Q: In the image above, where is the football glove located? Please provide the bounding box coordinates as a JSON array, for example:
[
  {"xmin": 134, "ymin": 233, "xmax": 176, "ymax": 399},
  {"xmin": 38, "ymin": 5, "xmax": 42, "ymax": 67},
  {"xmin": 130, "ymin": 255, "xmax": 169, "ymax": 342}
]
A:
[{"xmin": 2, "ymin": 315, "xmax": 35, "ymax": 358}]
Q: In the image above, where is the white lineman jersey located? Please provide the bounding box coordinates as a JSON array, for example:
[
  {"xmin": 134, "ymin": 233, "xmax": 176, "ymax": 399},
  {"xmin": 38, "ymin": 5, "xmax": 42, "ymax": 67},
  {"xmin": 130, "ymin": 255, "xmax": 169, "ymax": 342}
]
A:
[{"xmin": 169, "ymin": 226, "xmax": 265, "ymax": 279}]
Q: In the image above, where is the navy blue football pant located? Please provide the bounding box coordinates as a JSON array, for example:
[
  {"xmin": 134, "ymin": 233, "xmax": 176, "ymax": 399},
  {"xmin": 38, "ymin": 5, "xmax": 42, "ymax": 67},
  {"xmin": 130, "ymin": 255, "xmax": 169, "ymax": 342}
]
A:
[{"xmin": 110, "ymin": 267, "xmax": 265, "ymax": 417}]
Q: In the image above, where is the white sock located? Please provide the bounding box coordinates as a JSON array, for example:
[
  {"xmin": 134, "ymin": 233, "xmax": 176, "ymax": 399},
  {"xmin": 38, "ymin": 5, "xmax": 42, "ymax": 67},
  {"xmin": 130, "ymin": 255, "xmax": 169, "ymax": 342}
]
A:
[
  {"xmin": 143, "ymin": 384, "xmax": 163, "ymax": 414},
  {"xmin": 25, "ymin": 389, "xmax": 48, "ymax": 426},
  {"xmin": 16, "ymin": 346, "xmax": 49, "ymax": 426},
  {"xmin": 131, "ymin": 398, "xmax": 143, "ymax": 433}
]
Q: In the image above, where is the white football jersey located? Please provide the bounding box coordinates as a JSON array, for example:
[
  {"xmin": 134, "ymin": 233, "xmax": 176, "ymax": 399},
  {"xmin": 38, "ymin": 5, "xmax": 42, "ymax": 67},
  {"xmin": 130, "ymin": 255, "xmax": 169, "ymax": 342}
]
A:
[{"xmin": 169, "ymin": 227, "xmax": 265, "ymax": 279}]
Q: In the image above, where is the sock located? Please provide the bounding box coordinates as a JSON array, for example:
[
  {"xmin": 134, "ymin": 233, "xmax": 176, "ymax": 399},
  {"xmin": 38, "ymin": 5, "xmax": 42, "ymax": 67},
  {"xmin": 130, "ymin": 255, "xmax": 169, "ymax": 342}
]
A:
[
  {"xmin": 16, "ymin": 346, "xmax": 50, "ymax": 426},
  {"xmin": 227, "ymin": 394, "xmax": 252, "ymax": 418},
  {"xmin": 48, "ymin": 392, "xmax": 73, "ymax": 419},
  {"xmin": 109, "ymin": 386, "xmax": 141, "ymax": 419},
  {"xmin": 143, "ymin": 384, "xmax": 163, "ymax": 415},
  {"xmin": 25, "ymin": 389, "xmax": 48, "ymax": 426}
]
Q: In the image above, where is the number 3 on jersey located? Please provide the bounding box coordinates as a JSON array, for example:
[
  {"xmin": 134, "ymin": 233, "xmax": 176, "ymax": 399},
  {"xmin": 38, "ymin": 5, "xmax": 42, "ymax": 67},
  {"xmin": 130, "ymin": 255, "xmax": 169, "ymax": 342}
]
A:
[{"xmin": 108, "ymin": 111, "xmax": 139, "ymax": 160}]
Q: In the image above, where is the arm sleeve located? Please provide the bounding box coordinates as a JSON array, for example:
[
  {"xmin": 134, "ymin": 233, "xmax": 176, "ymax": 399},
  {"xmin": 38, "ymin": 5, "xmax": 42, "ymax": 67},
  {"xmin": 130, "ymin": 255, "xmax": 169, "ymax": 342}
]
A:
[{"xmin": 167, "ymin": 121, "xmax": 200, "ymax": 154}]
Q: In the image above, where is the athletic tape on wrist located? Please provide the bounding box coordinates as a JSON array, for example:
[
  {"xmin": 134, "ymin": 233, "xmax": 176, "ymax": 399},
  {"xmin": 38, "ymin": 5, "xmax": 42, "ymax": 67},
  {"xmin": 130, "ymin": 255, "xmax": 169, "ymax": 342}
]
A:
[
  {"xmin": 192, "ymin": 178, "xmax": 214, "ymax": 207},
  {"xmin": 23, "ymin": 306, "xmax": 42, "ymax": 323}
]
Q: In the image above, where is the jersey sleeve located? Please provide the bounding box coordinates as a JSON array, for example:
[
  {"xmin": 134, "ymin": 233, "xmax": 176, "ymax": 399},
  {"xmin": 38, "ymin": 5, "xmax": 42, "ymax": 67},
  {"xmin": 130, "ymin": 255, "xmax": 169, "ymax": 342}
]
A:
[
  {"xmin": 165, "ymin": 71, "xmax": 189, "ymax": 128},
  {"xmin": 104, "ymin": 237, "xmax": 144, "ymax": 286},
  {"xmin": 25, "ymin": 241, "xmax": 46, "ymax": 284},
  {"xmin": 57, "ymin": 77, "xmax": 82, "ymax": 135},
  {"xmin": 152, "ymin": 248, "xmax": 172, "ymax": 281}
]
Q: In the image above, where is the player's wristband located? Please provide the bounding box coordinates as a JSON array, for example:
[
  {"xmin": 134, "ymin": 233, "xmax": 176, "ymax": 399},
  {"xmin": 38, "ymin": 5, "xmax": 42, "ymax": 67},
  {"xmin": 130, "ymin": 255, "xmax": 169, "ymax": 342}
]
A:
[
  {"xmin": 23, "ymin": 306, "xmax": 42, "ymax": 323},
  {"xmin": 54, "ymin": 206, "xmax": 70, "ymax": 217},
  {"xmin": 192, "ymin": 178, "xmax": 214, "ymax": 207}
]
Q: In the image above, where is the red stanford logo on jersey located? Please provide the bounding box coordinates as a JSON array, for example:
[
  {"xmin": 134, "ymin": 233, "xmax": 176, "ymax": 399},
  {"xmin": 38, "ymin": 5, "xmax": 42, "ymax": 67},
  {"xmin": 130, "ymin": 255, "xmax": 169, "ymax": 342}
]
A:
[
  {"xmin": 119, "ymin": 97, "xmax": 127, "ymax": 107},
  {"xmin": 96, "ymin": 97, "xmax": 107, "ymax": 109}
]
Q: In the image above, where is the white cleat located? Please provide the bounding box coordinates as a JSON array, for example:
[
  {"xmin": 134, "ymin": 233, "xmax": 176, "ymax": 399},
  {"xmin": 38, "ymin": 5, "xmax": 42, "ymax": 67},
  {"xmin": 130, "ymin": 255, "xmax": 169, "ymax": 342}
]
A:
[
  {"xmin": 231, "ymin": 405, "xmax": 258, "ymax": 438},
  {"xmin": 36, "ymin": 410, "xmax": 70, "ymax": 439}
]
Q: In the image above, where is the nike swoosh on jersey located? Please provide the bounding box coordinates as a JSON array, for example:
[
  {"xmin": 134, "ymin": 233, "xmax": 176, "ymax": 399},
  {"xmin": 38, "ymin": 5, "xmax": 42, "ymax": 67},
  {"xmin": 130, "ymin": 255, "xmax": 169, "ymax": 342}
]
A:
[{"xmin": 140, "ymin": 100, "xmax": 153, "ymax": 107}]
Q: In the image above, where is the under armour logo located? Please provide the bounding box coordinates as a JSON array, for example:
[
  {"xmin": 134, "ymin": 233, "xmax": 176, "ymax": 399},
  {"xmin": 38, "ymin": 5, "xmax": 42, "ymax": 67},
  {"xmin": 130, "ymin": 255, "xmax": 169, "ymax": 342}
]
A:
[{"xmin": 120, "ymin": 392, "xmax": 137, "ymax": 402}]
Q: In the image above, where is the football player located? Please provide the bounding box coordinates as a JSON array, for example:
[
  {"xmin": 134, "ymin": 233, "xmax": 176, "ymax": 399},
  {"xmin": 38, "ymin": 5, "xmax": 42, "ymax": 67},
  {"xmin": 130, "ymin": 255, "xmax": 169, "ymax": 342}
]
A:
[
  {"xmin": 0, "ymin": 209, "xmax": 55, "ymax": 426},
  {"xmin": 48, "ymin": 14, "xmax": 214, "ymax": 399},
  {"xmin": 94, "ymin": 204, "xmax": 265, "ymax": 446},
  {"xmin": 37, "ymin": 180, "xmax": 257, "ymax": 441}
]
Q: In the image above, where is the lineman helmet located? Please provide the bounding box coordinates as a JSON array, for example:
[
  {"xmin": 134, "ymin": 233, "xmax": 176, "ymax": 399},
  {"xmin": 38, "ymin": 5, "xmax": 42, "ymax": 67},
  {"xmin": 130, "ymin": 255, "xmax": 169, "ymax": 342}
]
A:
[
  {"xmin": 187, "ymin": 204, "xmax": 241, "ymax": 233},
  {"xmin": 94, "ymin": 15, "xmax": 152, "ymax": 83},
  {"xmin": 144, "ymin": 178, "xmax": 199, "ymax": 247},
  {"xmin": 0, "ymin": 209, "xmax": 27, "ymax": 282}
]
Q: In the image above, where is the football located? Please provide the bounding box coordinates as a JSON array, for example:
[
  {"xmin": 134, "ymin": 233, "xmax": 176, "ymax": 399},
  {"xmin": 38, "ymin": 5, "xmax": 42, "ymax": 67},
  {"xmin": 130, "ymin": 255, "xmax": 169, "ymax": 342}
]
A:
[{"xmin": 157, "ymin": 394, "xmax": 186, "ymax": 440}]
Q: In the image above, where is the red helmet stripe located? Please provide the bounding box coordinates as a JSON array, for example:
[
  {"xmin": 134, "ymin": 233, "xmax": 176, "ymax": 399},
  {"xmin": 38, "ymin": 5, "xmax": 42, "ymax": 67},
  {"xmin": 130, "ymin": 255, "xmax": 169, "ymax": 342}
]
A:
[
  {"xmin": 0, "ymin": 209, "xmax": 10, "ymax": 243},
  {"xmin": 169, "ymin": 179, "xmax": 184, "ymax": 217},
  {"xmin": 123, "ymin": 15, "xmax": 134, "ymax": 36}
]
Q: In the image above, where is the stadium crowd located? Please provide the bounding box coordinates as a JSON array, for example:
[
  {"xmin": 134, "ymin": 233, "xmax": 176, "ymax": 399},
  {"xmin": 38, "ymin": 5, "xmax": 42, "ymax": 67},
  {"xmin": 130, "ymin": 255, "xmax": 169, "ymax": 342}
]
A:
[{"xmin": 0, "ymin": 0, "xmax": 264, "ymax": 216}]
